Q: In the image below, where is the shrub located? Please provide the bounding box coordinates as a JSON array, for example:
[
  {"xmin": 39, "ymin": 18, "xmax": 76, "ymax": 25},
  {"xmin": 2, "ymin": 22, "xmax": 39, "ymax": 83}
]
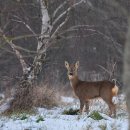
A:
[
  {"xmin": 20, "ymin": 114, "xmax": 28, "ymax": 120},
  {"xmin": 33, "ymin": 84, "xmax": 59, "ymax": 108},
  {"xmin": 2, "ymin": 83, "xmax": 59, "ymax": 115},
  {"xmin": 3, "ymin": 81, "xmax": 34, "ymax": 115},
  {"xmin": 62, "ymin": 108, "xmax": 79, "ymax": 115},
  {"xmin": 36, "ymin": 115, "xmax": 44, "ymax": 123},
  {"xmin": 99, "ymin": 124, "xmax": 107, "ymax": 130}
]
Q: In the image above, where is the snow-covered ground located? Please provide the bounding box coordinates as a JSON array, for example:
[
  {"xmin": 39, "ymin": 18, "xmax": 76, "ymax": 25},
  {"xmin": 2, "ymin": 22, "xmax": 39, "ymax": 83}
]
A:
[{"xmin": 0, "ymin": 94, "xmax": 128, "ymax": 130}]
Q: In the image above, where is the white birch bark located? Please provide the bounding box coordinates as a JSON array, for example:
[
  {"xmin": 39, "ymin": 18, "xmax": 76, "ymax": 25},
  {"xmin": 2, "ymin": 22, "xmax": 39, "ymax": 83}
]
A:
[
  {"xmin": 37, "ymin": 0, "xmax": 51, "ymax": 50},
  {"xmin": 30, "ymin": 0, "xmax": 51, "ymax": 80}
]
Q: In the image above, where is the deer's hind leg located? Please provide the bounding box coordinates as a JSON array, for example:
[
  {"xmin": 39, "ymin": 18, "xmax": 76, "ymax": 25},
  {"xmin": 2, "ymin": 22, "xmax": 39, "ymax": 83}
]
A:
[
  {"xmin": 108, "ymin": 101, "xmax": 116, "ymax": 117},
  {"xmin": 102, "ymin": 97, "xmax": 116, "ymax": 117}
]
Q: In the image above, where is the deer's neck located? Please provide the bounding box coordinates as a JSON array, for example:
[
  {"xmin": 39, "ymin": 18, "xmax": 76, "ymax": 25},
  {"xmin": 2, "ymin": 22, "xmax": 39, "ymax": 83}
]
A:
[{"xmin": 69, "ymin": 75, "xmax": 80, "ymax": 90}]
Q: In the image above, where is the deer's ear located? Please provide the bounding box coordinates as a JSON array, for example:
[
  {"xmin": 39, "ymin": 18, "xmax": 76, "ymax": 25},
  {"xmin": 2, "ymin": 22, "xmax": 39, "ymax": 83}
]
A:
[
  {"xmin": 75, "ymin": 61, "xmax": 79, "ymax": 69},
  {"xmin": 65, "ymin": 61, "xmax": 69, "ymax": 68}
]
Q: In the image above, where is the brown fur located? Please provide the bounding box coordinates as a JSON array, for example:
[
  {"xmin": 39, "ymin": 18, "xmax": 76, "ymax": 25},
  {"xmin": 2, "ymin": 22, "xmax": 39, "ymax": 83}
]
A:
[{"xmin": 65, "ymin": 61, "xmax": 118, "ymax": 117}]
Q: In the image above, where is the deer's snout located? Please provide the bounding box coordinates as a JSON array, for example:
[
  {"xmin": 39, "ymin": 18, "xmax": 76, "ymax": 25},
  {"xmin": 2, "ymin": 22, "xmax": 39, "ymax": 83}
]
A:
[{"xmin": 69, "ymin": 72, "xmax": 73, "ymax": 76}]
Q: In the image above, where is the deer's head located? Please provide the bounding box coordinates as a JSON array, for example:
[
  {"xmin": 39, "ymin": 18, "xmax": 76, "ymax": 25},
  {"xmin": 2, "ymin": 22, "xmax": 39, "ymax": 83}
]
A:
[{"xmin": 65, "ymin": 61, "xmax": 79, "ymax": 79}]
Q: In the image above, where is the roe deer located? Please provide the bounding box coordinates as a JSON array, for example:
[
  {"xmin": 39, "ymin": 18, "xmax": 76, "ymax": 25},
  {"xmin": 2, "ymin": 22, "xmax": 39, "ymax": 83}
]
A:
[{"xmin": 65, "ymin": 61, "xmax": 118, "ymax": 117}]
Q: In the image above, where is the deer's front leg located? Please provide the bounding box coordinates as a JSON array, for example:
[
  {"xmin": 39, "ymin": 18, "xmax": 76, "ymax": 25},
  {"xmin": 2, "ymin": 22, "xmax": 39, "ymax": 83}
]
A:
[
  {"xmin": 79, "ymin": 99, "xmax": 84, "ymax": 114},
  {"xmin": 84, "ymin": 100, "xmax": 89, "ymax": 114}
]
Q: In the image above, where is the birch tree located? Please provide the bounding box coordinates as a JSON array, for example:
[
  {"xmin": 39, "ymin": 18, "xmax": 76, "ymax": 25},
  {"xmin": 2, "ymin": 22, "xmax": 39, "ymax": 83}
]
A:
[{"xmin": 0, "ymin": 0, "xmax": 86, "ymax": 112}]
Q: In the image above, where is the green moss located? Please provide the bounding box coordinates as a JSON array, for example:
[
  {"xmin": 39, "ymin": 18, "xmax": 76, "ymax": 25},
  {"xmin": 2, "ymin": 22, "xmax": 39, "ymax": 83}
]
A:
[{"xmin": 88, "ymin": 111, "xmax": 103, "ymax": 120}]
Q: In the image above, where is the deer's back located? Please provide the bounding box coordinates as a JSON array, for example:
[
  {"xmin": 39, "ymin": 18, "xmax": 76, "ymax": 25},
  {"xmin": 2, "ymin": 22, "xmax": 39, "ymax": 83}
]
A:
[{"xmin": 75, "ymin": 80, "xmax": 114, "ymax": 99}]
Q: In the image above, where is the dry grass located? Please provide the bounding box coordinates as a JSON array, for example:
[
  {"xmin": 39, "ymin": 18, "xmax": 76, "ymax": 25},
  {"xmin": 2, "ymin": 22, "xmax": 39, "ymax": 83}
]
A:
[
  {"xmin": 33, "ymin": 84, "xmax": 59, "ymax": 108},
  {"xmin": 2, "ymin": 81, "xmax": 60, "ymax": 115},
  {"xmin": 3, "ymin": 80, "xmax": 34, "ymax": 115}
]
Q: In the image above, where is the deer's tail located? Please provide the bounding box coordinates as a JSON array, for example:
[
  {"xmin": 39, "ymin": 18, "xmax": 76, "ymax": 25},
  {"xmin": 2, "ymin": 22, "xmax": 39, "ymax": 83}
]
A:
[{"xmin": 112, "ymin": 79, "xmax": 118, "ymax": 96}]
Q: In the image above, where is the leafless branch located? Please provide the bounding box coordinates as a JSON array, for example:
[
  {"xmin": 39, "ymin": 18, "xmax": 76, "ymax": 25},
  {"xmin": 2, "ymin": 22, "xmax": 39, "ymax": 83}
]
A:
[
  {"xmin": 97, "ymin": 62, "xmax": 117, "ymax": 80},
  {"xmin": 0, "ymin": 47, "xmax": 36, "ymax": 58},
  {"xmin": 10, "ymin": 44, "xmax": 37, "ymax": 54},
  {"xmin": 97, "ymin": 64, "xmax": 111, "ymax": 75},
  {"xmin": 51, "ymin": 13, "xmax": 69, "ymax": 38},
  {"xmin": 58, "ymin": 25, "xmax": 123, "ymax": 55},
  {"xmin": 59, "ymin": 24, "xmax": 96, "ymax": 35},
  {"xmin": 109, "ymin": 62, "xmax": 116, "ymax": 80},
  {"xmin": 0, "ymin": 28, "xmax": 28, "ymax": 74},
  {"xmin": 1, "ymin": 33, "xmax": 49, "ymax": 41},
  {"xmin": 8, "ymin": 42, "xmax": 28, "ymax": 74},
  {"xmin": 65, "ymin": 27, "xmax": 123, "ymax": 54},
  {"xmin": 59, "ymin": 33, "xmax": 97, "ymax": 39},
  {"xmin": 11, "ymin": 15, "xmax": 36, "ymax": 36},
  {"xmin": 52, "ymin": 0, "xmax": 85, "ymax": 26},
  {"xmin": 52, "ymin": 1, "xmax": 67, "ymax": 18}
]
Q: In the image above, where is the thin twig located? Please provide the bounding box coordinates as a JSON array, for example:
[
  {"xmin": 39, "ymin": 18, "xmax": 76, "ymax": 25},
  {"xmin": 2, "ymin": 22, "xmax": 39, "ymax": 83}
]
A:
[
  {"xmin": 52, "ymin": 0, "xmax": 85, "ymax": 26},
  {"xmin": 97, "ymin": 64, "xmax": 111, "ymax": 75},
  {"xmin": 52, "ymin": 1, "xmax": 67, "ymax": 18}
]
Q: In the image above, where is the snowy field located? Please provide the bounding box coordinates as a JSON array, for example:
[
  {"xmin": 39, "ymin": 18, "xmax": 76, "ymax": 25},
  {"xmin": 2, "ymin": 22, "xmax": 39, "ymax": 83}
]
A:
[{"xmin": 0, "ymin": 94, "xmax": 128, "ymax": 130}]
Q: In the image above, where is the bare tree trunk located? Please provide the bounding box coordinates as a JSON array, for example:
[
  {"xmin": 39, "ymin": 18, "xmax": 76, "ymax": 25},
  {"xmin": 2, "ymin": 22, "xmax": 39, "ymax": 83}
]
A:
[
  {"xmin": 124, "ymin": 17, "xmax": 130, "ymax": 130},
  {"xmin": 30, "ymin": 0, "xmax": 51, "ymax": 81}
]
